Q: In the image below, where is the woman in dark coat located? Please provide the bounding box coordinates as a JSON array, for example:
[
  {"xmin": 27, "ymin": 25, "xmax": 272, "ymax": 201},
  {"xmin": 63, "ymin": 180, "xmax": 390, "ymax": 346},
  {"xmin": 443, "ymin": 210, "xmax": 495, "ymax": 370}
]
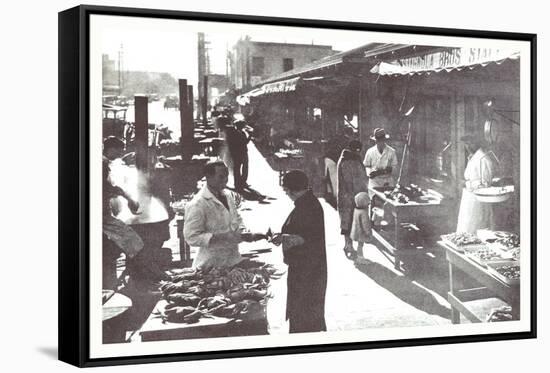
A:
[
  {"xmin": 272, "ymin": 170, "xmax": 327, "ymax": 333},
  {"xmin": 337, "ymin": 140, "xmax": 369, "ymax": 259}
]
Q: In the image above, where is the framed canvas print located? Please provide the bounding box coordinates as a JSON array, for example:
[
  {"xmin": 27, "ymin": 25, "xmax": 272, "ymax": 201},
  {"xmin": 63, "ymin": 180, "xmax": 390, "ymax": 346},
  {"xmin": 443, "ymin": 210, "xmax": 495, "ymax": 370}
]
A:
[{"xmin": 58, "ymin": 4, "xmax": 536, "ymax": 367}]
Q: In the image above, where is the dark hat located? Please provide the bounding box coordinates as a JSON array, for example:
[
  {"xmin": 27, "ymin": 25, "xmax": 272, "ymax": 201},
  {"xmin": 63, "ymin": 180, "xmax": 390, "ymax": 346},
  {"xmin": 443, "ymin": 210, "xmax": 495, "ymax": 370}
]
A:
[
  {"xmin": 281, "ymin": 170, "xmax": 309, "ymax": 191},
  {"xmin": 370, "ymin": 128, "xmax": 390, "ymax": 141},
  {"xmin": 233, "ymin": 119, "xmax": 246, "ymax": 128}
]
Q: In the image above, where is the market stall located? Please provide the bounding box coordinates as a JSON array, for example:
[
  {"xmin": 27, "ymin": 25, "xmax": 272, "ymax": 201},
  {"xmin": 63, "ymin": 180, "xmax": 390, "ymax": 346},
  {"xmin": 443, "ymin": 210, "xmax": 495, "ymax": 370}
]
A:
[
  {"xmin": 369, "ymin": 184, "xmax": 448, "ymax": 271},
  {"xmin": 440, "ymin": 230, "xmax": 520, "ymax": 323},
  {"xmin": 273, "ymin": 147, "xmax": 304, "ymax": 184},
  {"xmin": 138, "ymin": 261, "xmax": 281, "ymax": 341}
]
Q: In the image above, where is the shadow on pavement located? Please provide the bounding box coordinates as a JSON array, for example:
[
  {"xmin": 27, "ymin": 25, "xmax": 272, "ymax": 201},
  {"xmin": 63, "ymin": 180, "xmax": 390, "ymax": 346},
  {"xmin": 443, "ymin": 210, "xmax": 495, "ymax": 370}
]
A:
[
  {"xmin": 250, "ymin": 248, "xmax": 272, "ymax": 254},
  {"xmin": 354, "ymin": 258, "xmax": 451, "ymax": 320},
  {"xmin": 229, "ymin": 186, "xmax": 274, "ymax": 202}
]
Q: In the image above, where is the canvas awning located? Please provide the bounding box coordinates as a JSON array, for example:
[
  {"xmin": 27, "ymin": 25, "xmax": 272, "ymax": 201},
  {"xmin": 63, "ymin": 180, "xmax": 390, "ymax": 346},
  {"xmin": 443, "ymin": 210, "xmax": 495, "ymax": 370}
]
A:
[
  {"xmin": 261, "ymin": 77, "xmax": 300, "ymax": 94},
  {"xmin": 370, "ymin": 47, "xmax": 520, "ymax": 76},
  {"xmin": 237, "ymin": 77, "xmax": 300, "ymax": 105}
]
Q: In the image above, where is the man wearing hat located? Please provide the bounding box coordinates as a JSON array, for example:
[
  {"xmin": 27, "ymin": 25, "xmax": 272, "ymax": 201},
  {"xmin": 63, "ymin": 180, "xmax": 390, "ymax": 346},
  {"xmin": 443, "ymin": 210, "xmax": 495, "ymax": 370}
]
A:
[{"xmin": 363, "ymin": 128, "xmax": 398, "ymax": 196}]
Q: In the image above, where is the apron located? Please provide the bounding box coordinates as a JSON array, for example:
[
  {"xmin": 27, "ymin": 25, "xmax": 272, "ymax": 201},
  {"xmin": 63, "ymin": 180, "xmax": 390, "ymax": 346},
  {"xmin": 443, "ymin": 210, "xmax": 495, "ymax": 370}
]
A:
[
  {"xmin": 456, "ymin": 149, "xmax": 495, "ymax": 233},
  {"xmin": 456, "ymin": 188, "xmax": 494, "ymax": 233}
]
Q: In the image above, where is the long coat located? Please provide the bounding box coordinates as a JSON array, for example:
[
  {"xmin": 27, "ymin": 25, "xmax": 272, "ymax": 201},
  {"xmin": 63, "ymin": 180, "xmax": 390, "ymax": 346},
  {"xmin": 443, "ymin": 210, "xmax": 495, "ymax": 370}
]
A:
[
  {"xmin": 457, "ymin": 148, "xmax": 496, "ymax": 233},
  {"xmin": 281, "ymin": 190, "xmax": 327, "ymax": 333},
  {"xmin": 337, "ymin": 149, "xmax": 369, "ymax": 232}
]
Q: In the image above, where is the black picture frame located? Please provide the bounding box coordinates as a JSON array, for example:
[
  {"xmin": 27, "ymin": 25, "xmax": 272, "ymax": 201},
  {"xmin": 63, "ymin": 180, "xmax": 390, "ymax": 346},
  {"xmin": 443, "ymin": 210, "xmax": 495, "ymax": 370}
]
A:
[{"xmin": 59, "ymin": 4, "xmax": 537, "ymax": 367}]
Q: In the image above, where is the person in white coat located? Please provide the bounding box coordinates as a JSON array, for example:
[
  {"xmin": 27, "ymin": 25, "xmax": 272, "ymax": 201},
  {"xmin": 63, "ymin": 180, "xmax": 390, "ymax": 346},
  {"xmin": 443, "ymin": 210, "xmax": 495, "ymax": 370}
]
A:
[
  {"xmin": 363, "ymin": 128, "xmax": 398, "ymax": 225},
  {"xmin": 363, "ymin": 128, "xmax": 398, "ymax": 196},
  {"xmin": 184, "ymin": 161, "xmax": 262, "ymax": 269},
  {"xmin": 456, "ymin": 135, "xmax": 496, "ymax": 233}
]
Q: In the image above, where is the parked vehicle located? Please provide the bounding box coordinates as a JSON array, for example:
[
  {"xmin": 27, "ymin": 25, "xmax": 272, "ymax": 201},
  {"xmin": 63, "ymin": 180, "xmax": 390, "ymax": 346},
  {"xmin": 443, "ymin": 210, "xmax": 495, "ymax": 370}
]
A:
[{"xmin": 164, "ymin": 95, "xmax": 179, "ymax": 110}]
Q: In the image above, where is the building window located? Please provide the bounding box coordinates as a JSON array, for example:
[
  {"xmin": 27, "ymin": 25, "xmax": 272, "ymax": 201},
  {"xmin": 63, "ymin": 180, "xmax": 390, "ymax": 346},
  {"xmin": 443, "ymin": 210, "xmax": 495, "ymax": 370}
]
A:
[
  {"xmin": 252, "ymin": 57, "xmax": 264, "ymax": 75},
  {"xmin": 283, "ymin": 58, "xmax": 294, "ymax": 72}
]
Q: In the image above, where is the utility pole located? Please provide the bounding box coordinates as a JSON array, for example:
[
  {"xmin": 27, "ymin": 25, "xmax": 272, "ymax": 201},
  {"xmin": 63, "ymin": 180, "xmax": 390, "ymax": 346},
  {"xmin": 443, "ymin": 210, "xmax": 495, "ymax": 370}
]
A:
[
  {"xmin": 117, "ymin": 45, "xmax": 122, "ymax": 96},
  {"xmin": 226, "ymin": 42, "xmax": 229, "ymax": 78},
  {"xmin": 197, "ymin": 33, "xmax": 205, "ymax": 122},
  {"xmin": 117, "ymin": 44, "xmax": 125, "ymax": 96}
]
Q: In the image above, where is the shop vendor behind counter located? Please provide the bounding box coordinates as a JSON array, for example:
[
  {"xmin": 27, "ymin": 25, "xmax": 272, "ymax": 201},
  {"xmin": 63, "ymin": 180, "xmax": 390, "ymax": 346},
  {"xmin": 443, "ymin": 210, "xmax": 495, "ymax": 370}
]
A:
[{"xmin": 183, "ymin": 160, "xmax": 264, "ymax": 269}]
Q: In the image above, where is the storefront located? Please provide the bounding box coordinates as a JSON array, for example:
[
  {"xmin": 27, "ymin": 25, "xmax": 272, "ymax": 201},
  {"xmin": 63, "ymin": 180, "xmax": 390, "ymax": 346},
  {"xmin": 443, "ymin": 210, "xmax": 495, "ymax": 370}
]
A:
[
  {"xmin": 236, "ymin": 43, "xmax": 417, "ymax": 195},
  {"xmin": 365, "ymin": 46, "xmax": 520, "ymax": 232}
]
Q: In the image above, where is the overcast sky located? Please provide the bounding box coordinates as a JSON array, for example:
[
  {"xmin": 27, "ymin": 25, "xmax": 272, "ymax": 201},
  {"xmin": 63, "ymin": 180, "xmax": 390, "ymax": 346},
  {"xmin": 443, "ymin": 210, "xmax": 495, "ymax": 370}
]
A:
[
  {"xmin": 95, "ymin": 14, "xmax": 524, "ymax": 93},
  {"xmin": 97, "ymin": 15, "xmax": 380, "ymax": 88}
]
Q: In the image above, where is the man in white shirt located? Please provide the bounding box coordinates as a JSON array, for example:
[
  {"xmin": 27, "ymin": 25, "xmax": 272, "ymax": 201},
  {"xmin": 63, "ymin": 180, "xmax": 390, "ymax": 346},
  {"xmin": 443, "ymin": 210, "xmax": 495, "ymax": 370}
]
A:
[
  {"xmin": 363, "ymin": 128, "xmax": 398, "ymax": 196},
  {"xmin": 183, "ymin": 161, "xmax": 262, "ymax": 269}
]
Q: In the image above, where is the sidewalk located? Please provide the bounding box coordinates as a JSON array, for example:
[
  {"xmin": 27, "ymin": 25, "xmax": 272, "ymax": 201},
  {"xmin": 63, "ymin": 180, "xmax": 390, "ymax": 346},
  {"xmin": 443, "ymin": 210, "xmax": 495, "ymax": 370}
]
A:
[{"xmin": 236, "ymin": 143, "xmax": 459, "ymax": 333}]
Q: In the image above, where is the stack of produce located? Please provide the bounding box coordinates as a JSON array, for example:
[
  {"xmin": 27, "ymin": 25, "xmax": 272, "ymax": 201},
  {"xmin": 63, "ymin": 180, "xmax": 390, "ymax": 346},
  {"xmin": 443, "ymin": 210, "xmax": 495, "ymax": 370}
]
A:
[
  {"xmin": 383, "ymin": 184, "xmax": 425, "ymax": 204},
  {"xmin": 158, "ymin": 262, "xmax": 282, "ymax": 324},
  {"xmin": 494, "ymin": 264, "xmax": 520, "ymax": 281},
  {"xmin": 465, "ymin": 246, "xmax": 506, "ymax": 265},
  {"xmin": 493, "ymin": 232, "xmax": 520, "ymax": 251},
  {"xmin": 476, "ymin": 230, "xmax": 520, "ymax": 261},
  {"xmin": 443, "ymin": 232, "xmax": 483, "ymax": 248},
  {"xmin": 486, "ymin": 306, "xmax": 514, "ymax": 322}
]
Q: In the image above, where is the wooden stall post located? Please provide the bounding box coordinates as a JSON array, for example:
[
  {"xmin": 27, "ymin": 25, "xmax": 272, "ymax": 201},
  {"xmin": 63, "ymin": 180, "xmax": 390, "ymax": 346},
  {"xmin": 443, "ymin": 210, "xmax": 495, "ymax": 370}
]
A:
[
  {"xmin": 187, "ymin": 85, "xmax": 195, "ymax": 155},
  {"xmin": 358, "ymin": 74, "xmax": 363, "ymax": 143},
  {"xmin": 449, "ymin": 91, "xmax": 466, "ymax": 199},
  {"xmin": 456, "ymin": 94, "xmax": 466, "ymax": 195},
  {"xmin": 134, "ymin": 95, "xmax": 149, "ymax": 173},
  {"xmin": 179, "ymin": 79, "xmax": 192, "ymax": 161}
]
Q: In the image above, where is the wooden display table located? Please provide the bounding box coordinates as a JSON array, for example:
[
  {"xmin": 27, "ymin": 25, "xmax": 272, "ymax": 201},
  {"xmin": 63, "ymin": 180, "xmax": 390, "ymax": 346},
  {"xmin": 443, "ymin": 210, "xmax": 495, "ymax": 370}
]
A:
[
  {"xmin": 369, "ymin": 186, "xmax": 446, "ymax": 270},
  {"xmin": 139, "ymin": 300, "xmax": 268, "ymax": 341},
  {"xmin": 273, "ymin": 152, "xmax": 304, "ymax": 185},
  {"xmin": 440, "ymin": 241, "xmax": 520, "ymax": 323}
]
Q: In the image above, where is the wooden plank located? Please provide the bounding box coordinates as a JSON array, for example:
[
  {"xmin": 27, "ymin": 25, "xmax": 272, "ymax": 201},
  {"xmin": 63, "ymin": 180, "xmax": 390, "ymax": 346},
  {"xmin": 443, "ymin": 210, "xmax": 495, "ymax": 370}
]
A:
[
  {"xmin": 455, "ymin": 287, "xmax": 493, "ymax": 302},
  {"xmin": 447, "ymin": 292, "xmax": 483, "ymax": 324},
  {"xmin": 139, "ymin": 300, "xmax": 267, "ymax": 342},
  {"xmin": 448, "ymin": 262, "xmax": 460, "ymax": 323}
]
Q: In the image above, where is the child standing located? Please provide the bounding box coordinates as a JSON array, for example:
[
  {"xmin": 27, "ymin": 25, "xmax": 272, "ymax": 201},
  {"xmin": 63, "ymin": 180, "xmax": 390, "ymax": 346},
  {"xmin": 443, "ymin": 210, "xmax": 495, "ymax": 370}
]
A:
[{"xmin": 350, "ymin": 192, "xmax": 372, "ymax": 263}]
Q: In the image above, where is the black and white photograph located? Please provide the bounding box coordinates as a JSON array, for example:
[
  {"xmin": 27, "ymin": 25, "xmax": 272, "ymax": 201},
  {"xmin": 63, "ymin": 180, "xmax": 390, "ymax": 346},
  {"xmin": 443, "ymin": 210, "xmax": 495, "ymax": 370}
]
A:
[{"xmin": 56, "ymin": 3, "xmax": 536, "ymax": 367}]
